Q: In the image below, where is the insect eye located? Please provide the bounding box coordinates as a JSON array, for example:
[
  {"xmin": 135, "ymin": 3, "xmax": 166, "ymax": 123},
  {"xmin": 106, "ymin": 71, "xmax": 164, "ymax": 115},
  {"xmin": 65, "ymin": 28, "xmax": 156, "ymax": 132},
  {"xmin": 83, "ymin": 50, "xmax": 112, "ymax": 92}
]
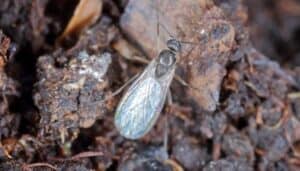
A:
[{"xmin": 167, "ymin": 39, "xmax": 181, "ymax": 52}]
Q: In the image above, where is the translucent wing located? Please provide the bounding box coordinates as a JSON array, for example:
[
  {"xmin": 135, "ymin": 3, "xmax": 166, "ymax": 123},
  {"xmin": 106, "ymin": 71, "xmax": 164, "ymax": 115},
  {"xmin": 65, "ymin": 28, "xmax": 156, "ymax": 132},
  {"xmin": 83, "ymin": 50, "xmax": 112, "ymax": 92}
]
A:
[
  {"xmin": 114, "ymin": 77, "xmax": 165, "ymax": 139},
  {"xmin": 114, "ymin": 48, "xmax": 177, "ymax": 139}
]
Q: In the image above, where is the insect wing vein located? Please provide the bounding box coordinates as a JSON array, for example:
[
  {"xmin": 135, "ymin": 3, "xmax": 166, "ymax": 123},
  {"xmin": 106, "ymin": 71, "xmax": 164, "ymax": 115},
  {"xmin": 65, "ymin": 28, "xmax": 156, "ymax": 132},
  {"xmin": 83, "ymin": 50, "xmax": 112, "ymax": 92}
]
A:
[{"xmin": 115, "ymin": 77, "xmax": 163, "ymax": 139}]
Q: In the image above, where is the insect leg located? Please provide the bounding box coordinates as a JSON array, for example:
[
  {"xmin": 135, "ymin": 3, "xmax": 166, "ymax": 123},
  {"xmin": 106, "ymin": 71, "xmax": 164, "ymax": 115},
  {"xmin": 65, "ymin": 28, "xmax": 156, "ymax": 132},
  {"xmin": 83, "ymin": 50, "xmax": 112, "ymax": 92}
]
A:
[
  {"xmin": 163, "ymin": 114, "xmax": 169, "ymax": 157},
  {"xmin": 174, "ymin": 75, "xmax": 207, "ymax": 93},
  {"xmin": 167, "ymin": 89, "xmax": 173, "ymax": 105},
  {"xmin": 123, "ymin": 55, "xmax": 150, "ymax": 64},
  {"xmin": 173, "ymin": 39, "xmax": 200, "ymax": 89},
  {"xmin": 174, "ymin": 75, "xmax": 189, "ymax": 87},
  {"xmin": 112, "ymin": 38, "xmax": 150, "ymax": 64},
  {"xmin": 102, "ymin": 73, "xmax": 139, "ymax": 102}
]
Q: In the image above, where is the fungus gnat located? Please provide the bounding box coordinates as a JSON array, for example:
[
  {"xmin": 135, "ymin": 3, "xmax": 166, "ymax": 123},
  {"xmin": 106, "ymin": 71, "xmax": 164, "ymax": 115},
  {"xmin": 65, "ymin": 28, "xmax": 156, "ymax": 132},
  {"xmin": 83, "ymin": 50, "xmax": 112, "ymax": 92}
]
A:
[
  {"xmin": 114, "ymin": 0, "xmax": 198, "ymax": 139},
  {"xmin": 114, "ymin": 39, "xmax": 181, "ymax": 139}
]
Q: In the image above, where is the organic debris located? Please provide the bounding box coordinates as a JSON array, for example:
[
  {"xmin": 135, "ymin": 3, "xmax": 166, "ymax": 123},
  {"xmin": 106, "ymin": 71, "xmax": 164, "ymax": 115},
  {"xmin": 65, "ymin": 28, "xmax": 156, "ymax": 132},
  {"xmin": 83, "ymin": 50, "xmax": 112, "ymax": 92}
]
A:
[
  {"xmin": 0, "ymin": 0, "xmax": 299, "ymax": 170},
  {"xmin": 58, "ymin": 0, "xmax": 103, "ymax": 45},
  {"xmin": 0, "ymin": 31, "xmax": 19, "ymax": 140},
  {"xmin": 34, "ymin": 18, "xmax": 118, "ymax": 144}
]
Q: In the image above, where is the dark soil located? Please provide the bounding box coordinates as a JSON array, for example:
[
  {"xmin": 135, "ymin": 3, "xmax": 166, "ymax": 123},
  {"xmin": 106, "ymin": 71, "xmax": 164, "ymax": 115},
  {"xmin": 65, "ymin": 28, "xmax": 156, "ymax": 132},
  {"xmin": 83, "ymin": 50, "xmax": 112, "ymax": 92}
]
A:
[{"xmin": 0, "ymin": 0, "xmax": 300, "ymax": 170}]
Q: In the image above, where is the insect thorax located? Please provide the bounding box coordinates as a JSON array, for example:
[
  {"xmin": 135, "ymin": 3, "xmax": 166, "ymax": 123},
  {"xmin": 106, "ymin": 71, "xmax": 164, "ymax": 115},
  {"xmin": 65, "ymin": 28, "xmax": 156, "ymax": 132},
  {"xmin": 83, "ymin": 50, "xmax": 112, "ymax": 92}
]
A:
[{"xmin": 155, "ymin": 49, "xmax": 176, "ymax": 78}]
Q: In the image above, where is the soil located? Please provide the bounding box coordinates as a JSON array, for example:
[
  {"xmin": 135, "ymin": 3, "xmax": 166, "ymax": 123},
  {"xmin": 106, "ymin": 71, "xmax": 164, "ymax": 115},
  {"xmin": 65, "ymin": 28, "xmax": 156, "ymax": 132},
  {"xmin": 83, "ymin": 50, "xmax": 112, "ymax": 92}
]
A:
[{"xmin": 0, "ymin": 0, "xmax": 300, "ymax": 170}]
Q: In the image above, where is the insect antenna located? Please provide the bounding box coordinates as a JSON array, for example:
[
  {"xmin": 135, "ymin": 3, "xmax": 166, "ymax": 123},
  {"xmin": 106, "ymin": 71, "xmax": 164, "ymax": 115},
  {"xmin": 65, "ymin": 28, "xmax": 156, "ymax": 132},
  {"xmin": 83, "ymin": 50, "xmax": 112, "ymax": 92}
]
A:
[
  {"xmin": 155, "ymin": 0, "xmax": 162, "ymax": 57},
  {"xmin": 153, "ymin": 0, "xmax": 198, "ymax": 50},
  {"xmin": 160, "ymin": 22, "xmax": 198, "ymax": 47},
  {"xmin": 156, "ymin": 0, "xmax": 171, "ymax": 155},
  {"xmin": 158, "ymin": 18, "xmax": 174, "ymax": 40}
]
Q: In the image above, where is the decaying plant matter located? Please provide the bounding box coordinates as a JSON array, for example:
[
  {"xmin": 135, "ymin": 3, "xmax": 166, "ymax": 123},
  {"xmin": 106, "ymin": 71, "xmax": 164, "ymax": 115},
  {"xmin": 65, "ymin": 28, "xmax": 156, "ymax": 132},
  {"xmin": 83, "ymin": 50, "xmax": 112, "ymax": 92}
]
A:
[
  {"xmin": 0, "ymin": 0, "xmax": 300, "ymax": 170},
  {"xmin": 0, "ymin": 31, "xmax": 19, "ymax": 141}
]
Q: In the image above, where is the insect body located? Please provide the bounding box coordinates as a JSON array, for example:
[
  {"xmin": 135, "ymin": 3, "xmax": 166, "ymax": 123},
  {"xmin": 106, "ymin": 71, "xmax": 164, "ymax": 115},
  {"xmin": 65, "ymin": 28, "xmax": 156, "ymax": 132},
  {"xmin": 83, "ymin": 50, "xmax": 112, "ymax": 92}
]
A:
[{"xmin": 114, "ymin": 39, "xmax": 181, "ymax": 139}]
